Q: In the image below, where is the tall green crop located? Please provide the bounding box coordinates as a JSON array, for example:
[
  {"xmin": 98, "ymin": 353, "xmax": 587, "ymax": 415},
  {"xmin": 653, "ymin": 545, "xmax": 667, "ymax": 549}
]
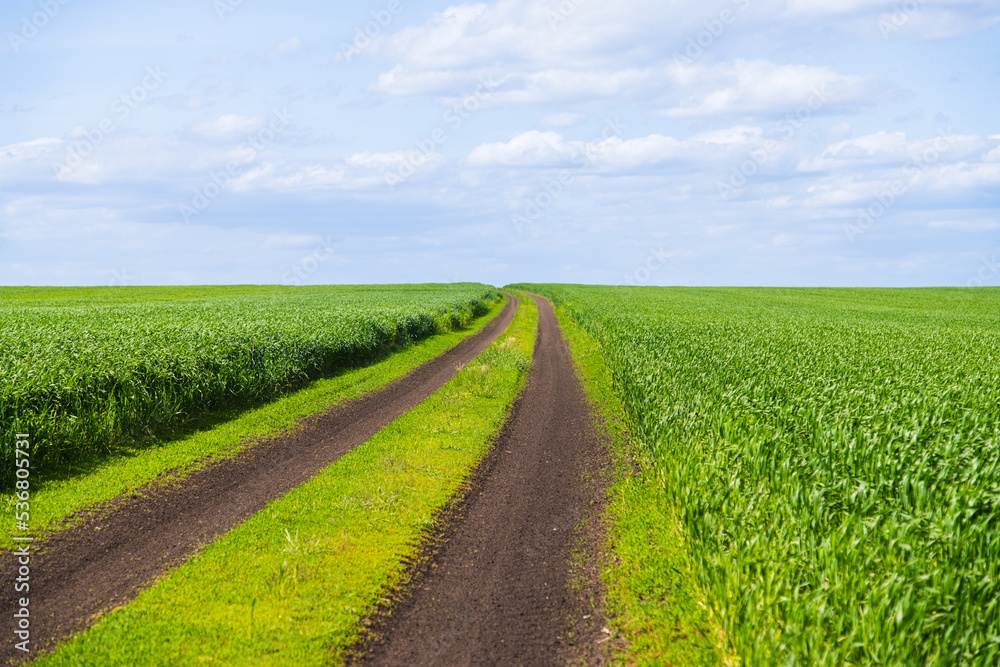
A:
[
  {"xmin": 516, "ymin": 285, "xmax": 1000, "ymax": 666},
  {"xmin": 0, "ymin": 284, "xmax": 499, "ymax": 486}
]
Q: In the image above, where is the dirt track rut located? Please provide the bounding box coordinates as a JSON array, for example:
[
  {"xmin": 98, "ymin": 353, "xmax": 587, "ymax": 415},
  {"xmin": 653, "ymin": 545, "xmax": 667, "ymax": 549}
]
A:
[
  {"xmin": 0, "ymin": 295, "xmax": 518, "ymax": 662},
  {"xmin": 362, "ymin": 295, "xmax": 609, "ymax": 666}
]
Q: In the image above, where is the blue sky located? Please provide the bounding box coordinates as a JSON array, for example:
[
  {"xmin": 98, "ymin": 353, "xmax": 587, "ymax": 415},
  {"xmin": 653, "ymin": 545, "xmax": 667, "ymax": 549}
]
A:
[{"xmin": 1, "ymin": 0, "xmax": 998, "ymax": 287}]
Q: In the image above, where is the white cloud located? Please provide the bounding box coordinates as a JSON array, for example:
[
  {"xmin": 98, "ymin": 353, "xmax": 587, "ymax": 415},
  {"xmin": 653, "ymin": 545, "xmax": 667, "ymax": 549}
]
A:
[
  {"xmin": 923, "ymin": 161, "xmax": 1000, "ymax": 192},
  {"xmin": 229, "ymin": 150, "xmax": 447, "ymax": 193},
  {"xmin": 661, "ymin": 60, "xmax": 879, "ymax": 118},
  {"xmin": 784, "ymin": 0, "xmax": 884, "ymax": 15},
  {"xmin": 192, "ymin": 114, "xmax": 265, "ymax": 139},
  {"xmin": 799, "ymin": 131, "xmax": 998, "ymax": 172},
  {"xmin": 360, "ymin": 0, "xmax": 998, "ymax": 121},
  {"xmin": 786, "ymin": 0, "xmax": 1000, "ymax": 39},
  {"xmin": 0, "ymin": 138, "xmax": 62, "ymax": 175},
  {"xmin": 873, "ymin": 4, "xmax": 1000, "ymax": 40},
  {"xmin": 269, "ymin": 37, "xmax": 302, "ymax": 59},
  {"xmin": 374, "ymin": 58, "xmax": 880, "ymax": 119},
  {"xmin": 466, "ymin": 131, "xmax": 574, "ymax": 167},
  {"xmin": 465, "ymin": 128, "xmax": 758, "ymax": 171},
  {"xmin": 798, "ymin": 131, "xmax": 910, "ymax": 171},
  {"xmin": 983, "ymin": 136, "xmax": 1000, "ymax": 162}
]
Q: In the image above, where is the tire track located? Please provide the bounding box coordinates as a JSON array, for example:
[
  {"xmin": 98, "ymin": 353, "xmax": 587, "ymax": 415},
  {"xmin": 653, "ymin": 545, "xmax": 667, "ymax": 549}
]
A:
[
  {"xmin": 362, "ymin": 295, "xmax": 610, "ymax": 666},
  {"xmin": 0, "ymin": 295, "xmax": 518, "ymax": 662}
]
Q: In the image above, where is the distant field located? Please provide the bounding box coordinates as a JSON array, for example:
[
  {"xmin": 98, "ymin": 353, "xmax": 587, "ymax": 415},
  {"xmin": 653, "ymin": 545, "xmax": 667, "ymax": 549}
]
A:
[
  {"xmin": 516, "ymin": 285, "xmax": 1000, "ymax": 665},
  {"xmin": 0, "ymin": 284, "xmax": 498, "ymax": 486}
]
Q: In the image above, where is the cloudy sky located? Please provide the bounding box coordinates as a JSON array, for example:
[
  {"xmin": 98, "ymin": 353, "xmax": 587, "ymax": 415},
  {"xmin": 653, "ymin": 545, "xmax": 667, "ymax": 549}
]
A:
[{"xmin": 1, "ymin": 0, "xmax": 998, "ymax": 287}]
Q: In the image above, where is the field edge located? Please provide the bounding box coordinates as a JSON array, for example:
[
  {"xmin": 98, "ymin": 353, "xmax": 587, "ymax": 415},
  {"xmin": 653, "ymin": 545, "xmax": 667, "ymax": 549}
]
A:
[{"xmin": 548, "ymin": 298, "xmax": 727, "ymax": 667}]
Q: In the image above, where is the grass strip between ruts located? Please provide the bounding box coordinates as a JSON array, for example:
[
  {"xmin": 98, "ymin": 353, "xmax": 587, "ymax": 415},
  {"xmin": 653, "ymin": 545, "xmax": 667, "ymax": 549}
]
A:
[
  {"xmin": 551, "ymin": 303, "xmax": 726, "ymax": 667},
  {"xmin": 35, "ymin": 293, "xmax": 537, "ymax": 666},
  {"xmin": 0, "ymin": 297, "xmax": 507, "ymax": 549}
]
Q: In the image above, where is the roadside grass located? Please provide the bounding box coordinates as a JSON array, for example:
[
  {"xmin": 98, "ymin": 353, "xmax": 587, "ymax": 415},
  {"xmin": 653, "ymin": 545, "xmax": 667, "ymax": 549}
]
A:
[
  {"xmin": 552, "ymin": 304, "xmax": 723, "ymax": 666},
  {"xmin": 34, "ymin": 294, "xmax": 538, "ymax": 666},
  {"xmin": 0, "ymin": 297, "xmax": 507, "ymax": 548}
]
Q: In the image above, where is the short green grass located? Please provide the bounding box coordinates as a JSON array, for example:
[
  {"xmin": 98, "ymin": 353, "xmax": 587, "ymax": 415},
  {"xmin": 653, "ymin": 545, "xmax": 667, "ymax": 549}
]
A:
[
  {"xmin": 0, "ymin": 297, "xmax": 507, "ymax": 549},
  {"xmin": 35, "ymin": 293, "xmax": 538, "ymax": 666},
  {"xmin": 552, "ymin": 302, "xmax": 723, "ymax": 666}
]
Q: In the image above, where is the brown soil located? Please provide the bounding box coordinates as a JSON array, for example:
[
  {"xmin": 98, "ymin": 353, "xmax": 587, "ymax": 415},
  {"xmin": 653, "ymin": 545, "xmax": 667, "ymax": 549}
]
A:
[
  {"xmin": 0, "ymin": 295, "xmax": 518, "ymax": 663},
  {"xmin": 359, "ymin": 295, "xmax": 611, "ymax": 667}
]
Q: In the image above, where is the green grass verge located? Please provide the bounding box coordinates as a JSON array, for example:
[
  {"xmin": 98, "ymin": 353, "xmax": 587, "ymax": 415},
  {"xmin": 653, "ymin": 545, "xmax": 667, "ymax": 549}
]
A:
[
  {"xmin": 551, "ymin": 304, "xmax": 724, "ymax": 666},
  {"xmin": 35, "ymin": 293, "xmax": 538, "ymax": 666},
  {"xmin": 0, "ymin": 297, "xmax": 507, "ymax": 548}
]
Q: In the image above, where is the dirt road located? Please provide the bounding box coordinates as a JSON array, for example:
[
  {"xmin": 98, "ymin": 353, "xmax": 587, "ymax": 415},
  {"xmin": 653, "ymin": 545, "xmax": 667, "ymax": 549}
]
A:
[{"xmin": 362, "ymin": 295, "xmax": 609, "ymax": 666}]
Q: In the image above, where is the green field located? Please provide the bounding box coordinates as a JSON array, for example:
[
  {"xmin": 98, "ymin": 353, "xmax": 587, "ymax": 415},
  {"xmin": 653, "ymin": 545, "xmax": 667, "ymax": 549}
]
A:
[
  {"xmin": 34, "ymin": 294, "xmax": 538, "ymax": 666},
  {"xmin": 4, "ymin": 283, "xmax": 999, "ymax": 664},
  {"xmin": 516, "ymin": 285, "xmax": 1000, "ymax": 665},
  {"xmin": 0, "ymin": 284, "xmax": 498, "ymax": 486}
]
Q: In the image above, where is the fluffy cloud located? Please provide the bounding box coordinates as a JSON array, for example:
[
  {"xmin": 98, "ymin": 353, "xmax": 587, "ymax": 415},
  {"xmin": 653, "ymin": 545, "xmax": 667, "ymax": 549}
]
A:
[
  {"xmin": 467, "ymin": 126, "xmax": 785, "ymax": 172},
  {"xmin": 660, "ymin": 60, "xmax": 880, "ymax": 118},
  {"xmin": 0, "ymin": 138, "xmax": 62, "ymax": 184},
  {"xmin": 374, "ymin": 58, "xmax": 880, "ymax": 119},
  {"xmin": 798, "ymin": 131, "xmax": 999, "ymax": 172},
  {"xmin": 364, "ymin": 0, "xmax": 998, "ymax": 113},
  {"xmin": 192, "ymin": 114, "xmax": 267, "ymax": 140},
  {"xmin": 228, "ymin": 150, "xmax": 447, "ymax": 192}
]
